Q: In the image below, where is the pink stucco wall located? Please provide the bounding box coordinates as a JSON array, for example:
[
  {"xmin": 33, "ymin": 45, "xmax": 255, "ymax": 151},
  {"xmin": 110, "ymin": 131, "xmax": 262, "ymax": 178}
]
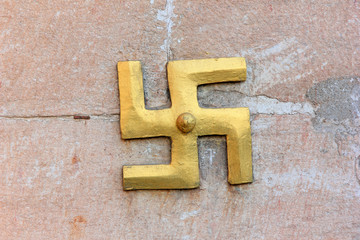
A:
[{"xmin": 1, "ymin": 1, "xmax": 360, "ymax": 239}]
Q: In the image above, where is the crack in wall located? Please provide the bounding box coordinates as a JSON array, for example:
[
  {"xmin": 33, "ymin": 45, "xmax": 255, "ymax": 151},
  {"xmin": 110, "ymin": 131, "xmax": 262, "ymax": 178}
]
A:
[
  {"xmin": 0, "ymin": 92, "xmax": 315, "ymax": 120},
  {"xmin": 198, "ymin": 88, "xmax": 315, "ymax": 116},
  {"xmin": 6, "ymin": 76, "xmax": 360, "ymax": 121},
  {"xmin": 0, "ymin": 113, "xmax": 119, "ymax": 121}
]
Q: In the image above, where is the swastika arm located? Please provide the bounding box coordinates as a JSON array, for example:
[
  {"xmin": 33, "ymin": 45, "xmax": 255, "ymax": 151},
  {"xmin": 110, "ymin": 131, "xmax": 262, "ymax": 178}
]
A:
[
  {"xmin": 167, "ymin": 58, "xmax": 247, "ymax": 110},
  {"xmin": 118, "ymin": 61, "xmax": 173, "ymax": 139},
  {"xmin": 123, "ymin": 134, "xmax": 199, "ymax": 190},
  {"xmin": 196, "ymin": 108, "xmax": 253, "ymax": 184}
]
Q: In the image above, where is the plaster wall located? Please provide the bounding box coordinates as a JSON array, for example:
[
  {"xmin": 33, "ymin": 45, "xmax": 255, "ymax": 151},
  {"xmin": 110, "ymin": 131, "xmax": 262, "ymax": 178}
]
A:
[{"xmin": 1, "ymin": 1, "xmax": 360, "ymax": 239}]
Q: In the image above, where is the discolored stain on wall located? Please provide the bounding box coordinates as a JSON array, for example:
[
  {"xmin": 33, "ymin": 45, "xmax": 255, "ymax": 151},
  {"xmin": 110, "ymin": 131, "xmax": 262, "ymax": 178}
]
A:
[
  {"xmin": 72, "ymin": 155, "xmax": 81, "ymax": 165},
  {"xmin": 306, "ymin": 76, "xmax": 360, "ymax": 131},
  {"xmin": 69, "ymin": 216, "xmax": 87, "ymax": 240}
]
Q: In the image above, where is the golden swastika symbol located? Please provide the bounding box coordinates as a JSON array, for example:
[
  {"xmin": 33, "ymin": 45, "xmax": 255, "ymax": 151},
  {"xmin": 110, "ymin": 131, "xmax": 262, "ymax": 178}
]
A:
[{"xmin": 118, "ymin": 58, "xmax": 252, "ymax": 190}]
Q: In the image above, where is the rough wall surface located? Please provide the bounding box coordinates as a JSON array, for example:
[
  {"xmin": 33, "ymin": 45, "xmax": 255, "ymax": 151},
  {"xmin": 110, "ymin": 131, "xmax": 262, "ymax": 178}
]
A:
[{"xmin": 1, "ymin": 1, "xmax": 360, "ymax": 239}]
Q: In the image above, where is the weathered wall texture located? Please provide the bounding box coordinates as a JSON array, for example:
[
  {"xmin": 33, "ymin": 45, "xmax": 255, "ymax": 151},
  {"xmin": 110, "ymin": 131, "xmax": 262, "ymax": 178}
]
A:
[{"xmin": 1, "ymin": 1, "xmax": 360, "ymax": 239}]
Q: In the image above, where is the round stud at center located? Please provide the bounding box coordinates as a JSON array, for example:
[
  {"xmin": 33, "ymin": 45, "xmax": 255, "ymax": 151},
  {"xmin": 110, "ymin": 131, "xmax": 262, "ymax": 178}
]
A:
[{"xmin": 176, "ymin": 112, "xmax": 196, "ymax": 133}]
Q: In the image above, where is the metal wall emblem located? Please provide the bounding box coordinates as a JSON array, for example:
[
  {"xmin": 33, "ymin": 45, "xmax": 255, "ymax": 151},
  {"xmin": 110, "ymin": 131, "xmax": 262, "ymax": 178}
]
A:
[{"xmin": 118, "ymin": 58, "xmax": 252, "ymax": 190}]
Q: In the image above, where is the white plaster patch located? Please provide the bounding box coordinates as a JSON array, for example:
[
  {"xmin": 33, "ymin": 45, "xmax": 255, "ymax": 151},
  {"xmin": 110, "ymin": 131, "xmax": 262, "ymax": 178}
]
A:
[
  {"xmin": 205, "ymin": 149, "xmax": 216, "ymax": 165},
  {"xmin": 46, "ymin": 159, "xmax": 64, "ymax": 179},
  {"xmin": 243, "ymin": 96, "xmax": 315, "ymax": 116},
  {"xmin": 180, "ymin": 210, "xmax": 200, "ymax": 220},
  {"xmin": 240, "ymin": 38, "xmax": 317, "ymax": 93},
  {"xmin": 262, "ymin": 165, "xmax": 352, "ymax": 198},
  {"xmin": 157, "ymin": 0, "xmax": 176, "ymax": 55},
  {"xmin": 25, "ymin": 160, "xmax": 40, "ymax": 188},
  {"xmin": 6, "ymin": 171, "xmax": 14, "ymax": 186},
  {"xmin": 260, "ymin": 37, "xmax": 297, "ymax": 57}
]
